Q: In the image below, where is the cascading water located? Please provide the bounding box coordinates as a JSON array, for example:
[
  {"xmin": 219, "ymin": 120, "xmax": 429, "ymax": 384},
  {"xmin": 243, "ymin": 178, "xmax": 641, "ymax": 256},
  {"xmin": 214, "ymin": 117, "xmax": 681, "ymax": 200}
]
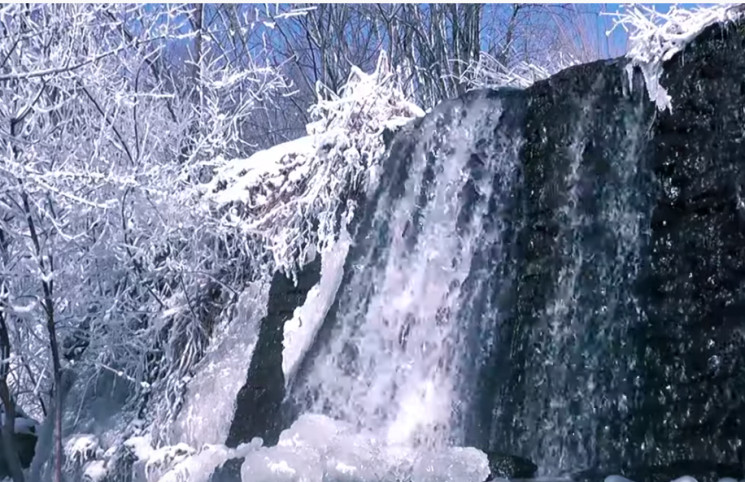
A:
[
  {"xmin": 494, "ymin": 70, "xmax": 654, "ymax": 476},
  {"xmin": 215, "ymin": 19, "xmax": 745, "ymax": 481},
  {"xmin": 288, "ymin": 92, "xmax": 523, "ymax": 450},
  {"xmin": 285, "ymin": 71, "xmax": 657, "ymax": 478}
]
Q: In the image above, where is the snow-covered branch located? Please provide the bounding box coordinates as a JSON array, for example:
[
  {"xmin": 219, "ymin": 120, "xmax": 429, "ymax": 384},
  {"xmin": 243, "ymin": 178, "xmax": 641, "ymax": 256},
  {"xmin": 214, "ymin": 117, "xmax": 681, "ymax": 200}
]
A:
[
  {"xmin": 203, "ymin": 52, "xmax": 424, "ymax": 277},
  {"xmin": 608, "ymin": 4, "xmax": 744, "ymax": 111}
]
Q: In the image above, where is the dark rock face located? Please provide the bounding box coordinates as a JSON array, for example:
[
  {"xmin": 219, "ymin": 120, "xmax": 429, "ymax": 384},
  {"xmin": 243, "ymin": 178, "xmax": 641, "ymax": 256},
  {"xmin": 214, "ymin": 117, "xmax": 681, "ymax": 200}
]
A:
[
  {"xmin": 631, "ymin": 19, "xmax": 745, "ymax": 479},
  {"xmin": 213, "ymin": 257, "xmax": 321, "ymax": 481},
  {"xmin": 475, "ymin": 19, "xmax": 745, "ymax": 481},
  {"xmin": 486, "ymin": 451, "xmax": 538, "ymax": 480},
  {"xmin": 479, "ymin": 56, "xmax": 654, "ymax": 475},
  {"xmin": 0, "ymin": 427, "xmax": 37, "ymax": 479}
]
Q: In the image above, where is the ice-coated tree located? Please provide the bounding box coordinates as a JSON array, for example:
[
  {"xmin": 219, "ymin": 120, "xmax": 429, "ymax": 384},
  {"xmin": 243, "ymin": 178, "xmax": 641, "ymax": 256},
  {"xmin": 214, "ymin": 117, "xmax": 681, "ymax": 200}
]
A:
[{"xmin": 0, "ymin": 4, "xmax": 294, "ymax": 479}]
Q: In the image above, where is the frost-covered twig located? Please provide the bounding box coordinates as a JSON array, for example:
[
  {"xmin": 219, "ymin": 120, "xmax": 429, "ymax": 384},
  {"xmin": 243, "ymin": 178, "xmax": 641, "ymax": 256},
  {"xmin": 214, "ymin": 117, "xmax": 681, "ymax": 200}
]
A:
[
  {"xmin": 455, "ymin": 51, "xmax": 581, "ymax": 90},
  {"xmin": 608, "ymin": 4, "xmax": 744, "ymax": 111}
]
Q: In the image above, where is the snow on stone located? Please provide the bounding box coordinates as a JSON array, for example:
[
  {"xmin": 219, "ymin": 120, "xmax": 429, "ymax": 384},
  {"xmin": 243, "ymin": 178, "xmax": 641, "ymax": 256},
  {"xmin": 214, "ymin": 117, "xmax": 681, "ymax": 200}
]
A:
[
  {"xmin": 155, "ymin": 440, "xmax": 261, "ymax": 482},
  {"xmin": 239, "ymin": 413, "xmax": 489, "ymax": 482},
  {"xmin": 64, "ymin": 434, "xmax": 100, "ymax": 467},
  {"xmin": 611, "ymin": 4, "xmax": 744, "ymax": 111},
  {"xmin": 12, "ymin": 414, "xmax": 37, "ymax": 435},
  {"xmin": 605, "ymin": 476, "xmax": 636, "ymax": 482},
  {"xmin": 203, "ymin": 51, "xmax": 424, "ymax": 276},
  {"xmin": 0, "ymin": 410, "xmax": 38, "ymax": 435},
  {"xmin": 142, "ymin": 442, "xmax": 196, "ymax": 480},
  {"xmin": 124, "ymin": 434, "xmax": 156, "ymax": 462},
  {"xmin": 82, "ymin": 460, "xmax": 108, "ymax": 482},
  {"xmin": 123, "ymin": 434, "xmax": 261, "ymax": 482},
  {"xmin": 282, "ymin": 227, "xmax": 351, "ymax": 383},
  {"xmin": 411, "ymin": 446, "xmax": 489, "ymax": 482},
  {"xmin": 206, "ymin": 135, "xmax": 317, "ymax": 208}
]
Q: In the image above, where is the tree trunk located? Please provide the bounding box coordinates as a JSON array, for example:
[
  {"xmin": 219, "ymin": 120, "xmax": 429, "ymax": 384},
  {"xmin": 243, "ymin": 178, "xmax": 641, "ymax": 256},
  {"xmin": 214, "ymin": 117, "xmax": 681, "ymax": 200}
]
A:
[{"xmin": 0, "ymin": 308, "xmax": 25, "ymax": 482}]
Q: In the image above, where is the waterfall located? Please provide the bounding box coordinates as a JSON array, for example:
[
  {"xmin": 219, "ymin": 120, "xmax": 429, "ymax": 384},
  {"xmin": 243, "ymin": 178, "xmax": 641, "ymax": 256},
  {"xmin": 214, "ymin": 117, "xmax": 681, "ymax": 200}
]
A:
[
  {"xmin": 498, "ymin": 70, "xmax": 654, "ymax": 475},
  {"xmin": 230, "ymin": 20, "xmax": 745, "ymax": 481},
  {"xmin": 288, "ymin": 91, "xmax": 523, "ymax": 449}
]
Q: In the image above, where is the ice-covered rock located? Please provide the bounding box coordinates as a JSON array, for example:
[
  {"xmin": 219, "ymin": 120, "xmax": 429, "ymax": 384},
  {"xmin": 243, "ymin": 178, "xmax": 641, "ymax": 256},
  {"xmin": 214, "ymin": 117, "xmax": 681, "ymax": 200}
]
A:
[
  {"xmin": 238, "ymin": 414, "xmax": 489, "ymax": 482},
  {"xmin": 242, "ymin": 444, "xmax": 324, "ymax": 482}
]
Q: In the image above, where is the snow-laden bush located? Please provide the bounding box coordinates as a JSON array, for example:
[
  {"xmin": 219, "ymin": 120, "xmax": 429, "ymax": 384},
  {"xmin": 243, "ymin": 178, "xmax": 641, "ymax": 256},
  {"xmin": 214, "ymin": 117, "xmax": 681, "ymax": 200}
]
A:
[
  {"xmin": 203, "ymin": 51, "xmax": 425, "ymax": 277},
  {"xmin": 457, "ymin": 51, "xmax": 581, "ymax": 90},
  {"xmin": 610, "ymin": 4, "xmax": 744, "ymax": 111}
]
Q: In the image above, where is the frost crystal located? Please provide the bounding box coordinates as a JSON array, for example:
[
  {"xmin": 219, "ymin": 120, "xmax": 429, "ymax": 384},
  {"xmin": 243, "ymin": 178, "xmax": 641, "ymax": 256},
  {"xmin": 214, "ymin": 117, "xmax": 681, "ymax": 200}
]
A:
[{"xmin": 611, "ymin": 4, "xmax": 744, "ymax": 111}]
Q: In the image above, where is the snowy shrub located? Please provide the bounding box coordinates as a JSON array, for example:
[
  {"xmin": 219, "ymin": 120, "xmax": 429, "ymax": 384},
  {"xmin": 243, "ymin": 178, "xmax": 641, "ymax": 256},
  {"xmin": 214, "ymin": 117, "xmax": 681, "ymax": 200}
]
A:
[
  {"xmin": 65, "ymin": 434, "xmax": 101, "ymax": 469},
  {"xmin": 203, "ymin": 51, "xmax": 425, "ymax": 277},
  {"xmin": 0, "ymin": 4, "xmax": 302, "ymax": 474}
]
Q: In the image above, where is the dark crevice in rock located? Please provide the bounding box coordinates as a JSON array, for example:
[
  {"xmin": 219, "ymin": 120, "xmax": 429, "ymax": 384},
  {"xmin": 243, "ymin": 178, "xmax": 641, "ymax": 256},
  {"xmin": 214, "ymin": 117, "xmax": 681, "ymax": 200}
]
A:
[{"xmin": 211, "ymin": 257, "xmax": 321, "ymax": 481}]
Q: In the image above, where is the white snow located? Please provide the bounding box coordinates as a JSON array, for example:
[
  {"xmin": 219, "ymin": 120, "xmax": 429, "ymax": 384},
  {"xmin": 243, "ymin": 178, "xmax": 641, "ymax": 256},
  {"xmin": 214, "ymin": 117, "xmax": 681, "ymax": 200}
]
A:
[
  {"xmin": 123, "ymin": 434, "xmax": 261, "ymax": 482},
  {"xmin": 0, "ymin": 412, "xmax": 38, "ymax": 435},
  {"xmin": 282, "ymin": 228, "xmax": 351, "ymax": 382},
  {"xmin": 155, "ymin": 441, "xmax": 261, "ymax": 482},
  {"xmin": 610, "ymin": 4, "xmax": 744, "ymax": 111},
  {"xmin": 126, "ymin": 414, "xmax": 487, "ymax": 482},
  {"xmin": 82, "ymin": 460, "xmax": 108, "ymax": 482},
  {"xmin": 124, "ymin": 434, "xmax": 156, "ymax": 462},
  {"xmin": 13, "ymin": 415, "xmax": 37, "ymax": 435},
  {"xmin": 411, "ymin": 446, "xmax": 489, "ymax": 482},
  {"xmin": 205, "ymin": 136, "xmax": 318, "ymax": 208},
  {"xmin": 143, "ymin": 442, "xmax": 196, "ymax": 480}
]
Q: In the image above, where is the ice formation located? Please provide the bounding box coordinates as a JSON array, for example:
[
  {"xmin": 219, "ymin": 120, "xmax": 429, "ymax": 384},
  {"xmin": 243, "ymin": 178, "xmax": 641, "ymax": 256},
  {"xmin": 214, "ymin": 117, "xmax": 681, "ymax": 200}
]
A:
[
  {"xmin": 169, "ymin": 282, "xmax": 270, "ymax": 446},
  {"xmin": 115, "ymin": 414, "xmax": 488, "ymax": 482},
  {"xmin": 239, "ymin": 413, "xmax": 490, "ymax": 482},
  {"xmin": 612, "ymin": 4, "xmax": 744, "ymax": 111}
]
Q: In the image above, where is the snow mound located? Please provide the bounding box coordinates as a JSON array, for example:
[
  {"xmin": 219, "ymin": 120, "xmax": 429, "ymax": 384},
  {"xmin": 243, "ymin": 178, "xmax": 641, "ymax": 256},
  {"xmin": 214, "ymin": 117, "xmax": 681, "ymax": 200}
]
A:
[
  {"xmin": 123, "ymin": 434, "xmax": 262, "ymax": 482},
  {"xmin": 155, "ymin": 441, "xmax": 260, "ymax": 482},
  {"xmin": 0, "ymin": 412, "xmax": 38, "ymax": 435},
  {"xmin": 611, "ymin": 4, "xmax": 744, "ymax": 111},
  {"xmin": 203, "ymin": 52, "xmax": 424, "ymax": 277},
  {"xmin": 65, "ymin": 434, "xmax": 101, "ymax": 467},
  {"xmin": 240, "ymin": 413, "xmax": 490, "ymax": 482}
]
